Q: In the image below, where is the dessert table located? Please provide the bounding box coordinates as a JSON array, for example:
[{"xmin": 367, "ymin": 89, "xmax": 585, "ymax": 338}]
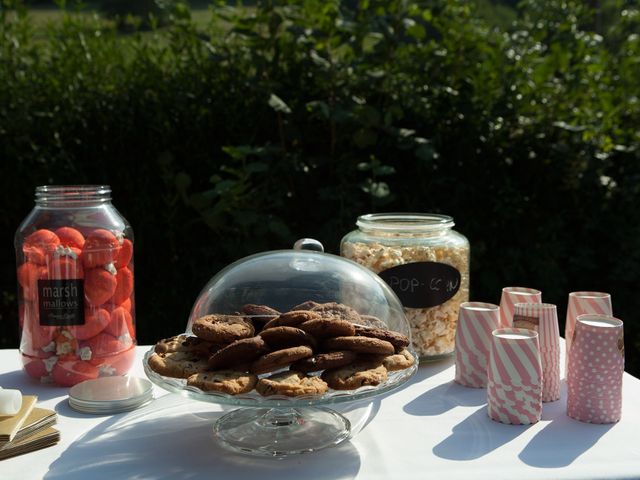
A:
[{"xmin": 0, "ymin": 345, "xmax": 639, "ymax": 479}]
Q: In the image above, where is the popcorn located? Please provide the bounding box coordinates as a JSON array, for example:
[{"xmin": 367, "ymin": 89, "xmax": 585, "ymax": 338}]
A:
[{"xmin": 342, "ymin": 241, "xmax": 469, "ymax": 358}]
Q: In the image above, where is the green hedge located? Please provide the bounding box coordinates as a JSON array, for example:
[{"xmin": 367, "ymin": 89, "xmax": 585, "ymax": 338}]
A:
[{"xmin": 1, "ymin": 1, "xmax": 640, "ymax": 373}]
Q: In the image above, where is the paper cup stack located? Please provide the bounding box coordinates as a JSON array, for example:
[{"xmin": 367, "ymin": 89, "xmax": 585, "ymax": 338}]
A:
[
  {"xmin": 565, "ymin": 292, "xmax": 612, "ymax": 373},
  {"xmin": 487, "ymin": 328, "xmax": 543, "ymax": 425},
  {"xmin": 513, "ymin": 303, "xmax": 560, "ymax": 402},
  {"xmin": 454, "ymin": 302, "xmax": 500, "ymax": 388},
  {"xmin": 499, "ymin": 287, "xmax": 542, "ymax": 328},
  {"xmin": 567, "ymin": 315, "xmax": 624, "ymax": 424}
]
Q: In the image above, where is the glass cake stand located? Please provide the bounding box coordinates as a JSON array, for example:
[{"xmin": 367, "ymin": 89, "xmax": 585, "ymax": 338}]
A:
[{"xmin": 143, "ymin": 347, "xmax": 417, "ymax": 457}]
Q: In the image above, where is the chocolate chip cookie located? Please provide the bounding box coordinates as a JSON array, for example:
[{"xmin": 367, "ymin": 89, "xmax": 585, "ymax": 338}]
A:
[
  {"xmin": 148, "ymin": 351, "xmax": 210, "ymax": 378},
  {"xmin": 258, "ymin": 326, "xmax": 317, "ymax": 349},
  {"xmin": 187, "ymin": 370, "xmax": 258, "ymax": 395},
  {"xmin": 310, "ymin": 302, "xmax": 361, "ymax": 323},
  {"xmin": 323, "ymin": 336, "xmax": 395, "ymax": 355},
  {"xmin": 321, "ymin": 361, "xmax": 388, "ymax": 390},
  {"xmin": 298, "ymin": 318, "xmax": 356, "ymax": 339},
  {"xmin": 361, "ymin": 349, "xmax": 416, "ymax": 372},
  {"xmin": 154, "ymin": 334, "xmax": 221, "ymax": 356},
  {"xmin": 256, "ymin": 371, "xmax": 328, "ymax": 397},
  {"xmin": 250, "ymin": 345, "xmax": 313, "ymax": 374},
  {"xmin": 290, "ymin": 350, "xmax": 358, "ymax": 373},
  {"xmin": 358, "ymin": 314, "xmax": 388, "ymax": 329},
  {"xmin": 353, "ymin": 324, "xmax": 410, "ymax": 351},
  {"xmin": 208, "ymin": 336, "xmax": 268, "ymax": 370},
  {"xmin": 192, "ymin": 314, "xmax": 255, "ymax": 343},
  {"xmin": 380, "ymin": 349, "xmax": 415, "ymax": 371},
  {"xmin": 241, "ymin": 304, "xmax": 280, "ymax": 332},
  {"xmin": 262, "ymin": 310, "xmax": 320, "ymax": 330},
  {"xmin": 289, "ymin": 300, "xmax": 322, "ymax": 311}
]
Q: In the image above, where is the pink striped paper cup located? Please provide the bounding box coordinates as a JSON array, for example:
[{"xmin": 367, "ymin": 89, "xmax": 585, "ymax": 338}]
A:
[
  {"xmin": 565, "ymin": 292, "xmax": 612, "ymax": 372},
  {"xmin": 567, "ymin": 314, "xmax": 624, "ymax": 424},
  {"xmin": 499, "ymin": 287, "xmax": 542, "ymax": 328},
  {"xmin": 513, "ymin": 302, "xmax": 560, "ymax": 402},
  {"xmin": 487, "ymin": 328, "xmax": 543, "ymax": 425},
  {"xmin": 454, "ymin": 302, "xmax": 500, "ymax": 388}
]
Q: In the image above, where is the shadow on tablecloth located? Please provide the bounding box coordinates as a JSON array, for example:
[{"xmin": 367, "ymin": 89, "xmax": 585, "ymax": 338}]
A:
[
  {"xmin": 432, "ymin": 406, "xmax": 529, "ymax": 460},
  {"xmin": 403, "ymin": 380, "xmax": 487, "ymax": 416},
  {"xmin": 0, "ymin": 368, "xmax": 70, "ymax": 402},
  {"xmin": 518, "ymin": 409, "xmax": 614, "ymax": 468},
  {"xmin": 428, "ymin": 378, "xmax": 616, "ymax": 466},
  {"xmin": 44, "ymin": 394, "xmax": 362, "ymax": 480},
  {"xmin": 517, "ymin": 379, "xmax": 615, "ymax": 468}
]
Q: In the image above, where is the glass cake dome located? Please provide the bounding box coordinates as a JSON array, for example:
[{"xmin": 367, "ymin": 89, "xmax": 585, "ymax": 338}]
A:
[
  {"xmin": 144, "ymin": 239, "xmax": 417, "ymax": 457},
  {"xmin": 185, "ymin": 238, "xmax": 409, "ymax": 337}
]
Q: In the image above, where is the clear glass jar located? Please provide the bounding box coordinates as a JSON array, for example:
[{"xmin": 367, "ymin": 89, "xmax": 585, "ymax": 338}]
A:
[
  {"xmin": 341, "ymin": 213, "xmax": 469, "ymax": 361},
  {"xmin": 14, "ymin": 185, "xmax": 136, "ymax": 386}
]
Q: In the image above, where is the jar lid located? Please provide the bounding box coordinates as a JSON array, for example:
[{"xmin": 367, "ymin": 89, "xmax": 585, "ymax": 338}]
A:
[
  {"xmin": 68, "ymin": 376, "xmax": 153, "ymax": 414},
  {"xmin": 356, "ymin": 213, "xmax": 454, "ymax": 232}
]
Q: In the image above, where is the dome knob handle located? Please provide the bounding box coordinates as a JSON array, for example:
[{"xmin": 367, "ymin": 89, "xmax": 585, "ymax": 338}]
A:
[{"xmin": 293, "ymin": 238, "xmax": 324, "ymax": 252}]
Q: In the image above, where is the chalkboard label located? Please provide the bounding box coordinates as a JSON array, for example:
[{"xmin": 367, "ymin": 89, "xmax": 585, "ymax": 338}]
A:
[
  {"xmin": 38, "ymin": 279, "xmax": 85, "ymax": 326},
  {"xmin": 378, "ymin": 262, "xmax": 461, "ymax": 308}
]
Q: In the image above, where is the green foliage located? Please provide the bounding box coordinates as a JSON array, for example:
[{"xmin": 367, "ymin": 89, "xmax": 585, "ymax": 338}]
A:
[
  {"xmin": 1, "ymin": 0, "xmax": 640, "ymax": 373},
  {"xmin": 99, "ymin": 0, "xmax": 184, "ymax": 29}
]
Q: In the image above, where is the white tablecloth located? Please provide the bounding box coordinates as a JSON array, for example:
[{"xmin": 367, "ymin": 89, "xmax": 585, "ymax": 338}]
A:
[{"xmin": 1, "ymin": 346, "xmax": 639, "ymax": 479}]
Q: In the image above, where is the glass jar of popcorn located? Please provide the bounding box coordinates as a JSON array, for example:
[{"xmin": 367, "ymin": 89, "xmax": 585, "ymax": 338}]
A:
[
  {"xmin": 341, "ymin": 213, "xmax": 469, "ymax": 361},
  {"xmin": 15, "ymin": 185, "xmax": 136, "ymax": 386}
]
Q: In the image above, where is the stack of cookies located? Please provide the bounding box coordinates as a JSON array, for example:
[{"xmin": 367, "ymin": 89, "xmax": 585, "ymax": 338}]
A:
[{"xmin": 148, "ymin": 301, "xmax": 414, "ymax": 398}]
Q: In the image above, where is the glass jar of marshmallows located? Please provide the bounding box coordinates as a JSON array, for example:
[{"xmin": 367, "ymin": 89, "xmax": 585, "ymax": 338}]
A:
[{"xmin": 15, "ymin": 185, "xmax": 136, "ymax": 385}]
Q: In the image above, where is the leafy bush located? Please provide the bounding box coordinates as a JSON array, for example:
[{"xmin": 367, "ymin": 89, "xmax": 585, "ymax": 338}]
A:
[
  {"xmin": 1, "ymin": 0, "xmax": 639, "ymax": 373},
  {"xmin": 99, "ymin": 0, "xmax": 183, "ymax": 29}
]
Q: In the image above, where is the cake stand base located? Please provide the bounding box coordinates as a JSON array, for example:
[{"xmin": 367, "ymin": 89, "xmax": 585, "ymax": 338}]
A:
[{"xmin": 214, "ymin": 406, "xmax": 351, "ymax": 457}]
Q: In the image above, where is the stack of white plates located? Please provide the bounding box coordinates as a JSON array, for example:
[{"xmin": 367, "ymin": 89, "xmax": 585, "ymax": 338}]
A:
[{"xmin": 68, "ymin": 376, "xmax": 153, "ymax": 414}]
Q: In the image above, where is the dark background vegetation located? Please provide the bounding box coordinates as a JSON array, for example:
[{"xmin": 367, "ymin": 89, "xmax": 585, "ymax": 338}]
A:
[{"xmin": 1, "ymin": 0, "xmax": 639, "ymax": 373}]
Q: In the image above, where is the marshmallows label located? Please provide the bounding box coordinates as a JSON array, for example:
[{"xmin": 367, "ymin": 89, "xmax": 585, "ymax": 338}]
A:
[{"xmin": 37, "ymin": 279, "xmax": 85, "ymax": 326}]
